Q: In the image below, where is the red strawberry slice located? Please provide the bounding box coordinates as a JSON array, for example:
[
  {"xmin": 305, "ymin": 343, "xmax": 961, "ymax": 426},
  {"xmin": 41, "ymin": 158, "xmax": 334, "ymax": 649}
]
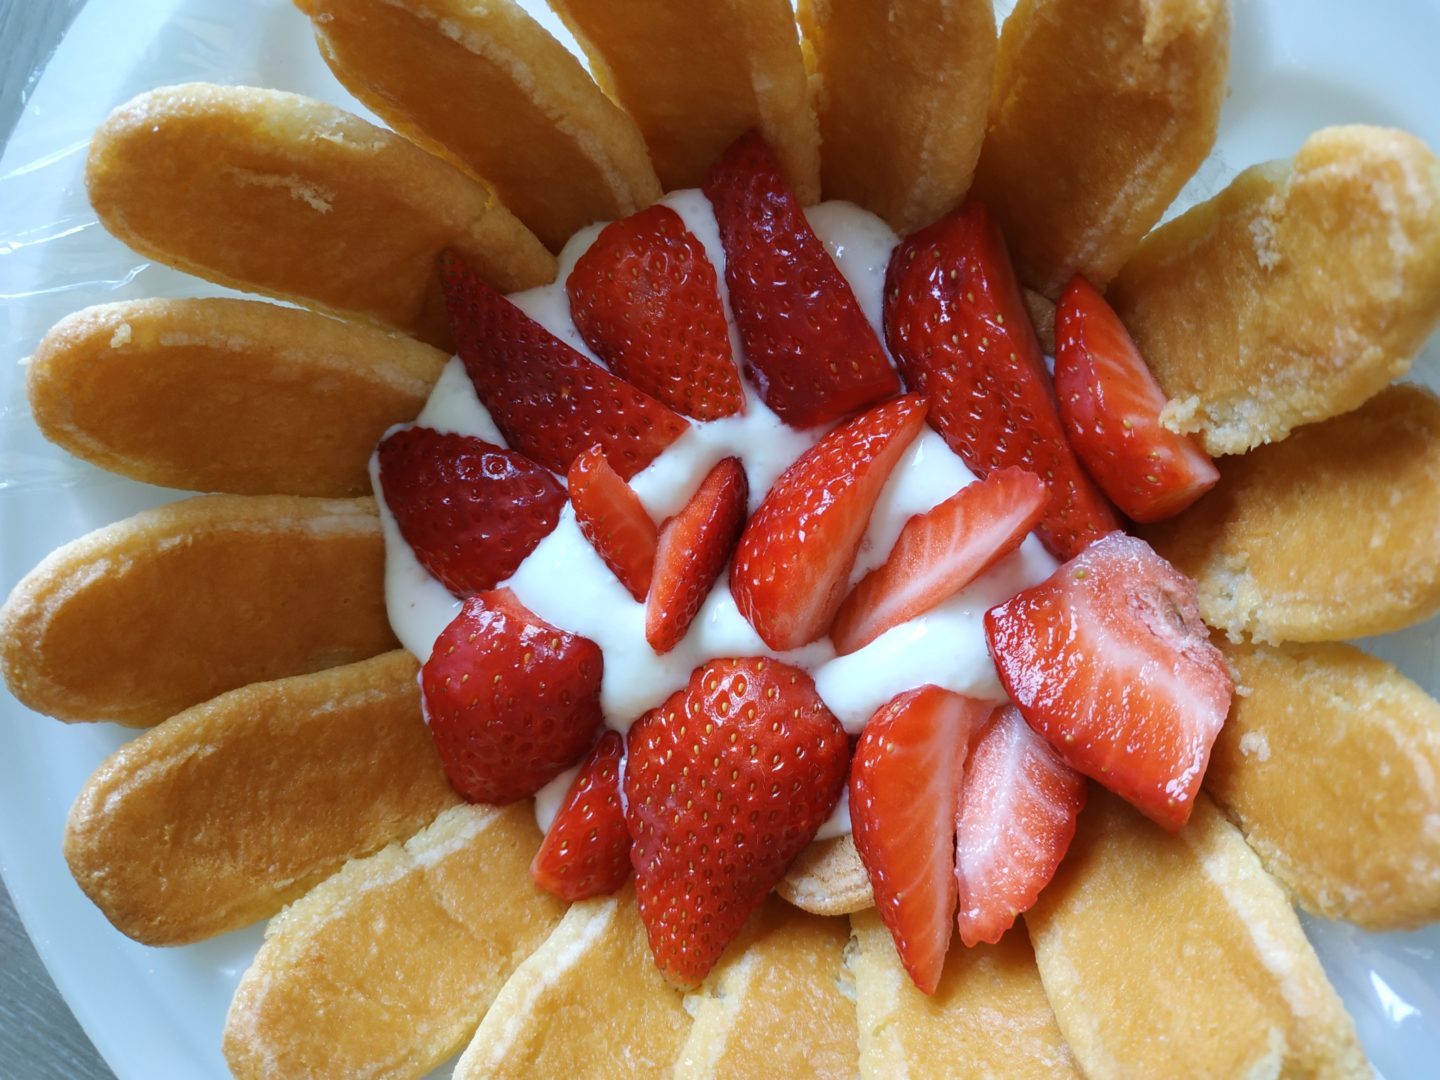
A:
[
  {"xmin": 625, "ymin": 657, "xmax": 848, "ymax": 987},
  {"xmin": 568, "ymin": 445, "xmax": 658, "ymax": 602},
  {"xmin": 831, "ymin": 466, "xmax": 1048, "ymax": 655},
  {"xmin": 646, "ymin": 457, "xmax": 748, "ymax": 654},
  {"xmin": 954, "ymin": 705, "xmax": 1087, "ymax": 947},
  {"xmin": 566, "ymin": 204, "xmax": 745, "ymax": 421},
  {"xmin": 984, "ymin": 531, "xmax": 1232, "ymax": 831},
  {"xmin": 1054, "ymin": 275, "xmax": 1220, "ymax": 523},
  {"xmin": 377, "ymin": 425, "xmax": 564, "ymax": 598},
  {"xmin": 731, "ymin": 395, "xmax": 927, "ymax": 650},
  {"xmin": 530, "ymin": 730, "xmax": 631, "ymax": 902},
  {"xmin": 884, "ymin": 202, "xmax": 1118, "ymax": 558},
  {"xmin": 439, "ymin": 251, "xmax": 688, "ymax": 478},
  {"xmin": 703, "ymin": 130, "xmax": 899, "ymax": 429},
  {"xmin": 422, "ymin": 589, "xmax": 603, "ymax": 805},
  {"xmin": 850, "ymin": 686, "xmax": 990, "ymax": 994}
]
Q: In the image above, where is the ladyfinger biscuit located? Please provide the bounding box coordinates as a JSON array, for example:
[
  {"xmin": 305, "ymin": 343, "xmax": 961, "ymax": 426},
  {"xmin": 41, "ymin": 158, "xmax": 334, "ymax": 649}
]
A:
[
  {"xmin": 297, "ymin": 0, "xmax": 661, "ymax": 252},
  {"xmin": 969, "ymin": 0, "xmax": 1229, "ymax": 296},
  {"xmin": 549, "ymin": 0, "xmax": 820, "ymax": 201},
  {"xmin": 850, "ymin": 908, "xmax": 1079, "ymax": 1079},
  {"xmin": 1027, "ymin": 792, "xmax": 1367, "ymax": 1080},
  {"xmin": 778, "ymin": 833, "xmax": 874, "ymax": 916},
  {"xmin": 1145, "ymin": 384, "xmax": 1440, "ymax": 643},
  {"xmin": 676, "ymin": 898, "xmax": 856, "ymax": 1080},
  {"xmin": 29, "ymin": 298, "xmax": 445, "ymax": 497},
  {"xmin": 224, "ymin": 803, "xmax": 564, "ymax": 1080},
  {"xmin": 1110, "ymin": 126, "xmax": 1440, "ymax": 455},
  {"xmin": 87, "ymin": 83, "xmax": 555, "ymax": 348},
  {"xmin": 63, "ymin": 651, "xmax": 456, "ymax": 945},
  {"xmin": 0, "ymin": 495, "xmax": 396, "ymax": 725},
  {"xmin": 800, "ymin": 0, "xmax": 995, "ymax": 235},
  {"xmin": 1207, "ymin": 639, "xmax": 1440, "ymax": 930},
  {"xmin": 452, "ymin": 883, "xmax": 691, "ymax": 1079}
]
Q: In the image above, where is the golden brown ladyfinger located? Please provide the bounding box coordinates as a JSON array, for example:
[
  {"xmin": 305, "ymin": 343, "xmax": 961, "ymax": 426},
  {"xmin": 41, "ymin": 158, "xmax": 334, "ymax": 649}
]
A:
[
  {"xmin": 87, "ymin": 83, "xmax": 555, "ymax": 347},
  {"xmin": 1145, "ymin": 384, "xmax": 1440, "ymax": 643},
  {"xmin": 1208, "ymin": 639, "xmax": 1440, "ymax": 930},
  {"xmin": 0, "ymin": 495, "xmax": 396, "ymax": 725},
  {"xmin": 778, "ymin": 833, "xmax": 873, "ymax": 916},
  {"xmin": 970, "ymin": 0, "xmax": 1229, "ymax": 296},
  {"xmin": 550, "ymin": 0, "xmax": 820, "ymax": 200},
  {"xmin": 297, "ymin": 0, "xmax": 661, "ymax": 252},
  {"xmin": 1110, "ymin": 125, "xmax": 1440, "ymax": 455},
  {"xmin": 224, "ymin": 803, "xmax": 564, "ymax": 1080},
  {"xmin": 29, "ymin": 298, "xmax": 445, "ymax": 496},
  {"xmin": 452, "ymin": 883, "xmax": 691, "ymax": 1079},
  {"xmin": 1028, "ymin": 793, "xmax": 1367, "ymax": 1080},
  {"xmin": 64, "ymin": 651, "xmax": 456, "ymax": 945},
  {"xmin": 850, "ymin": 909, "xmax": 1079, "ymax": 1079},
  {"xmin": 800, "ymin": 0, "xmax": 995, "ymax": 235}
]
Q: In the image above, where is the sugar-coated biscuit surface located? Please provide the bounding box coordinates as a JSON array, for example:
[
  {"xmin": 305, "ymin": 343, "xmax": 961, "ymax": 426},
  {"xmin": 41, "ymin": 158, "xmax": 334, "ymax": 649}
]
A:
[
  {"xmin": 1145, "ymin": 384, "xmax": 1440, "ymax": 643},
  {"xmin": 1208, "ymin": 639, "xmax": 1440, "ymax": 930},
  {"xmin": 86, "ymin": 83, "xmax": 555, "ymax": 348},
  {"xmin": 850, "ymin": 908, "xmax": 1079, "ymax": 1079},
  {"xmin": 970, "ymin": 0, "xmax": 1228, "ymax": 297},
  {"xmin": 1028, "ymin": 793, "xmax": 1367, "ymax": 1080},
  {"xmin": 0, "ymin": 494, "xmax": 397, "ymax": 725},
  {"xmin": 299, "ymin": 0, "xmax": 660, "ymax": 252},
  {"xmin": 62, "ymin": 651, "xmax": 456, "ymax": 946},
  {"xmin": 224, "ymin": 803, "xmax": 564, "ymax": 1080},
  {"xmin": 778, "ymin": 833, "xmax": 874, "ymax": 915},
  {"xmin": 1111, "ymin": 125, "xmax": 1440, "ymax": 455},
  {"xmin": 29, "ymin": 298, "xmax": 445, "ymax": 497},
  {"xmin": 801, "ymin": 0, "xmax": 995, "ymax": 235}
]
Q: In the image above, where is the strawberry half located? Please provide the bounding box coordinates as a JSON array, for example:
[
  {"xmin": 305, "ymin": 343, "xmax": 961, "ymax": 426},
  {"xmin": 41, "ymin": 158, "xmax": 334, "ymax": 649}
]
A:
[
  {"xmin": 884, "ymin": 202, "xmax": 1118, "ymax": 558},
  {"xmin": 984, "ymin": 532, "xmax": 1232, "ymax": 831},
  {"xmin": 703, "ymin": 130, "xmax": 899, "ymax": 429},
  {"xmin": 568, "ymin": 445, "xmax": 658, "ymax": 602},
  {"xmin": 566, "ymin": 204, "xmax": 745, "ymax": 421},
  {"xmin": 830, "ymin": 466, "xmax": 1048, "ymax": 655},
  {"xmin": 625, "ymin": 657, "xmax": 848, "ymax": 987},
  {"xmin": 376, "ymin": 425, "xmax": 564, "ymax": 598},
  {"xmin": 1054, "ymin": 275, "xmax": 1220, "ymax": 523},
  {"xmin": 850, "ymin": 686, "xmax": 990, "ymax": 994},
  {"xmin": 439, "ymin": 251, "xmax": 688, "ymax": 478},
  {"xmin": 731, "ymin": 395, "xmax": 927, "ymax": 650},
  {"xmin": 530, "ymin": 730, "xmax": 631, "ymax": 902},
  {"xmin": 422, "ymin": 589, "xmax": 604, "ymax": 805},
  {"xmin": 954, "ymin": 705, "xmax": 1087, "ymax": 947},
  {"xmin": 646, "ymin": 457, "xmax": 748, "ymax": 654}
]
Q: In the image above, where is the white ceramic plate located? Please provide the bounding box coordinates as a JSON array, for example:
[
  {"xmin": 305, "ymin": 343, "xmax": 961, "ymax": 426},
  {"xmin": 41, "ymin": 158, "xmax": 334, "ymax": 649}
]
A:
[{"xmin": 1, "ymin": 1, "xmax": 1438, "ymax": 1077}]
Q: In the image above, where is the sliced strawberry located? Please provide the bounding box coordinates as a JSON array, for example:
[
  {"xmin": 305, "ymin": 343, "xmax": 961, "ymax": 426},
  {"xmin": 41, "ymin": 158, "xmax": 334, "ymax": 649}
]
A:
[
  {"xmin": 884, "ymin": 202, "xmax": 1118, "ymax": 558},
  {"xmin": 831, "ymin": 466, "xmax": 1048, "ymax": 655},
  {"xmin": 646, "ymin": 457, "xmax": 748, "ymax": 654},
  {"xmin": 530, "ymin": 731, "xmax": 631, "ymax": 902},
  {"xmin": 376, "ymin": 425, "xmax": 564, "ymax": 598},
  {"xmin": 568, "ymin": 445, "xmax": 658, "ymax": 602},
  {"xmin": 731, "ymin": 395, "xmax": 927, "ymax": 650},
  {"xmin": 439, "ymin": 251, "xmax": 688, "ymax": 478},
  {"xmin": 954, "ymin": 705, "xmax": 1087, "ymax": 947},
  {"xmin": 625, "ymin": 657, "xmax": 848, "ymax": 987},
  {"xmin": 984, "ymin": 531, "xmax": 1232, "ymax": 831},
  {"xmin": 703, "ymin": 131, "xmax": 899, "ymax": 429},
  {"xmin": 850, "ymin": 686, "xmax": 990, "ymax": 994},
  {"xmin": 566, "ymin": 205, "xmax": 744, "ymax": 421},
  {"xmin": 1054, "ymin": 275, "xmax": 1220, "ymax": 523},
  {"xmin": 422, "ymin": 589, "xmax": 603, "ymax": 805}
]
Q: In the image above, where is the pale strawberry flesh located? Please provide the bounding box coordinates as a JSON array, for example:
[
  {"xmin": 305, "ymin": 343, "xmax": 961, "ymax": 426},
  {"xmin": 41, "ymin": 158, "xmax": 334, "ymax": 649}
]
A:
[
  {"xmin": 831, "ymin": 466, "xmax": 1048, "ymax": 655},
  {"xmin": 1054, "ymin": 275, "xmax": 1219, "ymax": 523},
  {"xmin": 954, "ymin": 705, "xmax": 1087, "ymax": 946},
  {"xmin": 731, "ymin": 395, "xmax": 928, "ymax": 650},
  {"xmin": 984, "ymin": 532, "xmax": 1232, "ymax": 831},
  {"xmin": 568, "ymin": 445, "xmax": 658, "ymax": 603},
  {"xmin": 704, "ymin": 130, "xmax": 899, "ymax": 429},
  {"xmin": 531, "ymin": 730, "xmax": 631, "ymax": 902}
]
